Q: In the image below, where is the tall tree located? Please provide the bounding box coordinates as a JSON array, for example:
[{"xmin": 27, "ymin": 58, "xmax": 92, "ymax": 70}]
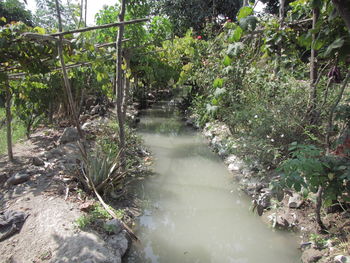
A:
[
  {"xmin": 34, "ymin": 0, "xmax": 77, "ymax": 31},
  {"xmin": 149, "ymin": 0, "xmax": 242, "ymax": 36}
]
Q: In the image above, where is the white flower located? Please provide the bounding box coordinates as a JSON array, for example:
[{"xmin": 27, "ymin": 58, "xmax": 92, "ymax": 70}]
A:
[
  {"xmin": 271, "ymin": 139, "xmax": 275, "ymax": 142},
  {"xmin": 254, "ymin": 115, "xmax": 258, "ymax": 118},
  {"xmin": 280, "ymin": 134, "xmax": 284, "ymax": 138}
]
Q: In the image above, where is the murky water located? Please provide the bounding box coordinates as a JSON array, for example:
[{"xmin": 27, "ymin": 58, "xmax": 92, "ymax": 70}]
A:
[{"xmin": 127, "ymin": 102, "xmax": 301, "ymax": 263}]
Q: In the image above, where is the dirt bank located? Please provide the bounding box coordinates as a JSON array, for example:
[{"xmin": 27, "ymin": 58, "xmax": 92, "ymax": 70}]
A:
[{"xmin": 0, "ymin": 107, "xmax": 145, "ymax": 263}]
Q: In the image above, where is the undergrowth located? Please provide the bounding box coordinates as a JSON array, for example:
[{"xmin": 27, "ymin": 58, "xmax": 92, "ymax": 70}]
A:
[{"xmin": 0, "ymin": 108, "xmax": 27, "ymax": 154}]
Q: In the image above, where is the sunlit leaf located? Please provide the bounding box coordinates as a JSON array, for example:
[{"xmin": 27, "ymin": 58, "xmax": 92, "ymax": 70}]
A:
[
  {"xmin": 213, "ymin": 78, "xmax": 224, "ymax": 88},
  {"xmin": 237, "ymin": 6, "xmax": 253, "ymax": 20},
  {"xmin": 223, "ymin": 55, "xmax": 232, "ymax": 66}
]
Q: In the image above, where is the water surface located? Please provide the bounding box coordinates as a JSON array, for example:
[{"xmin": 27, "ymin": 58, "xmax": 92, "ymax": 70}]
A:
[{"xmin": 127, "ymin": 102, "xmax": 300, "ymax": 263}]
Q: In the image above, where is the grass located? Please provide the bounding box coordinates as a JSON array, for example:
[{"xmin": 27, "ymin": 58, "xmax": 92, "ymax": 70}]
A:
[
  {"xmin": 74, "ymin": 202, "xmax": 125, "ymax": 230},
  {"xmin": 0, "ymin": 108, "xmax": 27, "ymax": 155}
]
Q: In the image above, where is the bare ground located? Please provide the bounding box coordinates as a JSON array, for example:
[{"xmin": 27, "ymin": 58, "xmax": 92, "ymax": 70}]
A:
[{"xmin": 0, "ymin": 127, "xmax": 130, "ymax": 263}]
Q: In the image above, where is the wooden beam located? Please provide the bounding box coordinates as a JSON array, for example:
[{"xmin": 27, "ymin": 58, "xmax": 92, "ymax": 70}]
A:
[
  {"xmin": 49, "ymin": 18, "xmax": 149, "ymax": 37},
  {"xmin": 20, "ymin": 32, "xmax": 71, "ymax": 45},
  {"xmin": 8, "ymin": 61, "xmax": 94, "ymax": 79}
]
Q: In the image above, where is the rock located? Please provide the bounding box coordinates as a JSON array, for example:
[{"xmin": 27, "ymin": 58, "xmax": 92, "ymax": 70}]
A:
[
  {"xmin": 335, "ymin": 255, "xmax": 350, "ymax": 263},
  {"xmin": 107, "ymin": 231, "xmax": 129, "ymax": 257},
  {"xmin": 81, "ymin": 259, "xmax": 97, "ymax": 263},
  {"xmin": 46, "ymin": 148, "xmax": 63, "ymax": 160},
  {"xmin": 288, "ymin": 193, "xmax": 304, "ymax": 208},
  {"xmin": 59, "ymin": 127, "xmax": 79, "ymax": 144},
  {"xmin": 268, "ymin": 213, "xmax": 290, "ymax": 229},
  {"xmin": 257, "ymin": 188, "xmax": 272, "ymax": 209},
  {"xmin": 6, "ymin": 173, "xmax": 30, "ymax": 186},
  {"xmin": 104, "ymin": 219, "xmax": 123, "ymax": 235},
  {"xmin": 32, "ymin": 157, "xmax": 45, "ymax": 166},
  {"xmin": 301, "ymin": 248, "xmax": 326, "ymax": 263},
  {"xmin": 228, "ymin": 162, "xmax": 241, "ymax": 172},
  {"xmin": 82, "ymin": 122, "xmax": 93, "ymax": 131}
]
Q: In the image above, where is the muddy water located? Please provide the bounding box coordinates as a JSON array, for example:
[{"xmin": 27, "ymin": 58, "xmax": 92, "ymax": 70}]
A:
[{"xmin": 127, "ymin": 102, "xmax": 300, "ymax": 263}]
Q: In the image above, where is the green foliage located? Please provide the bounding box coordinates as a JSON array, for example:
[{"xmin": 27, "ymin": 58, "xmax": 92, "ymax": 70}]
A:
[
  {"xmin": 75, "ymin": 203, "xmax": 124, "ymax": 230},
  {"xmin": 0, "ymin": 108, "xmax": 26, "ymax": 154},
  {"xmin": 309, "ymin": 233, "xmax": 328, "ymax": 248},
  {"xmin": 12, "ymin": 79, "xmax": 50, "ymax": 138},
  {"xmin": 34, "ymin": 0, "xmax": 79, "ymax": 31},
  {"xmin": 278, "ymin": 143, "xmax": 350, "ymax": 206},
  {"xmin": 80, "ymin": 146, "xmax": 120, "ymax": 191},
  {"xmin": 150, "ymin": 0, "xmax": 242, "ymax": 36},
  {"xmin": 0, "ymin": 0, "xmax": 34, "ymax": 26},
  {"xmin": 237, "ymin": 6, "xmax": 253, "ymax": 20}
]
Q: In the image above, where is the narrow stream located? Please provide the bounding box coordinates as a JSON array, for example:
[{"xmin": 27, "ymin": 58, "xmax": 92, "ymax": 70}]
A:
[{"xmin": 127, "ymin": 101, "xmax": 301, "ymax": 263}]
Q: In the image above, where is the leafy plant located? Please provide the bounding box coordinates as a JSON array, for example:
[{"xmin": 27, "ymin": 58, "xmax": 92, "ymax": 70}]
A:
[
  {"xmin": 78, "ymin": 144, "xmax": 124, "ymax": 194},
  {"xmin": 276, "ymin": 142, "xmax": 350, "ymax": 230}
]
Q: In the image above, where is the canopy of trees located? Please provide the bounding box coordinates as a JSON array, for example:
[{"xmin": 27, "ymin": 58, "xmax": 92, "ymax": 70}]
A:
[{"xmin": 0, "ymin": 0, "xmax": 34, "ymax": 26}]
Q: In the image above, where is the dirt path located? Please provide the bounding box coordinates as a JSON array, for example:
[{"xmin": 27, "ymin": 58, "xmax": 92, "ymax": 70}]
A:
[{"xmin": 0, "ymin": 127, "xmax": 130, "ymax": 263}]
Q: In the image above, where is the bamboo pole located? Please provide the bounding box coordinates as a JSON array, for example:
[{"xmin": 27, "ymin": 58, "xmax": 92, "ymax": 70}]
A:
[
  {"xmin": 5, "ymin": 79, "xmax": 13, "ymax": 162},
  {"xmin": 50, "ymin": 18, "xmax": 148, "ymax": 37},
  {"xmin": 55, "ymin": 0, "xmax": 84, "ymax": 139},
  {"xmin": 115, "ymin": 0, "xmax": 127, "ymax": 170}
]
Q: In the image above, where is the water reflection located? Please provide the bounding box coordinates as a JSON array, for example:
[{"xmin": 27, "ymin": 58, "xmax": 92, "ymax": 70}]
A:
[{"xmin": 127, "ymin": 102, "xmax": 300, "ymax": 263}]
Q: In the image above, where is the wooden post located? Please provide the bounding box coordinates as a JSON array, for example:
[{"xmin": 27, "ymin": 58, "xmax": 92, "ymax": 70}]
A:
[
  {"xmin": 55, "ymin": 0, "xmax": 84, "ymax": 139},
  {"xmin": 122, "ymin": 51, "xmax": 131, "ymax": 121},
  {"xmin": 115, "ymin": 0, "xmax": 127, "ymax": 169},
  {"xmin": 5, "ymin": 80, "xmax": 13, "ymax": 162},
  {"xmin": 84, "ymin": 0, "xmax": 87, "ymax": 27},
  {"xmin": 308, "ymin": 7, "xmax": 320, "ymax": 124}
]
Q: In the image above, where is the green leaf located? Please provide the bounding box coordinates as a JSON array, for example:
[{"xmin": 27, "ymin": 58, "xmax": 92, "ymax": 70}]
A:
[
  {"xmin": 97, "ymin": 73, "xmax": 103, "ymax": 82},
  {"xmin": 229, "ymin": 26, "xmax": 243, "ymax": 42},
  {"xmin": 237, "ymin": 6, "xmax": 253, "ymax": 20},
  {"xmin": 223, "ymin": 55, "xmax": 232, "ymax": 66},
  {"xmin": 0, "ymin": 17, "xmax": 6, "ymax": 23},
  {"xmin": 213, "ymin": 78, "xmax": 224, "ymax": 88},
  {"xmin": 324, "ymin": 38, "xmax": 345, "ymax": 57},
  {"xmin": 311, "ymin": 39, "xmax": 324, "ymax": 50},
  {"xmin": 298, "ymin": 33, "xmax": 312, "ymax": 48},
  {"xmin": 34, "ymin": 27, "xmax": 46, "ymax": 35}
]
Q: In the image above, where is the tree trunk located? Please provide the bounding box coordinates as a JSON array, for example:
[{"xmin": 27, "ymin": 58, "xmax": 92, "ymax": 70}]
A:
[
  {"xmin": 315, "ymin": 186, "xmax": 327, "ymax": 231},
  {"xmin": 332, "ymin": 0, "xmax": 350, "ymax": 32},
  {"xmin": 116, "ymin": 0, "xmax": 127, "ymax": 169},
  {"xmin": 5, "ymin": 81, "xmax": 13, "ymax": 162},
  {"xmin": 279, "ymin": 0, "xmax": 286, "ymax": 24},
  {"xmin": 55, "ymin": 0, "xmax": 84, "ymax": 140},
  {"xmin": 308, "ymin": 7, "xmax": 320, "ymax": 125}
]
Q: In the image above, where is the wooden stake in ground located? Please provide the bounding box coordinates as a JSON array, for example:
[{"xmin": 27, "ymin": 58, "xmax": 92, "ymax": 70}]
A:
[
  {"xmin": 5, "ymin": 79, "xmax": 13, "ymax": 162},
  {"xmin": 115, "ymin": 0, "xmax": 127, "ymax": 169},
  {"xmin": 307, "ymin": 7, "xmax": 320, "ymax": 125},
  {"xmin": 54, "ymin": 0, "xmax": 84, "ymax": 139}
]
